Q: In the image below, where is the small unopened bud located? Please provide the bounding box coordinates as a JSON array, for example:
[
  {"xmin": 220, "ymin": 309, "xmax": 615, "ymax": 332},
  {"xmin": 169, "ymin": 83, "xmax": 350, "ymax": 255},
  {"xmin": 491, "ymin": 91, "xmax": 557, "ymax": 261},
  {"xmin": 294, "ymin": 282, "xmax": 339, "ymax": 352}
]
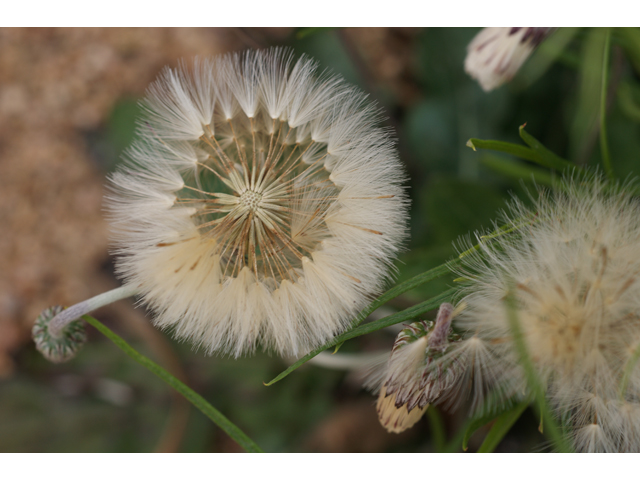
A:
[
  {"xmin": 33, "ymin": 306, "xmax": 87, "ymax": 363},
  {"xmin": 377, "ymin": 302, "xmax": 465, "ymax": 433}
]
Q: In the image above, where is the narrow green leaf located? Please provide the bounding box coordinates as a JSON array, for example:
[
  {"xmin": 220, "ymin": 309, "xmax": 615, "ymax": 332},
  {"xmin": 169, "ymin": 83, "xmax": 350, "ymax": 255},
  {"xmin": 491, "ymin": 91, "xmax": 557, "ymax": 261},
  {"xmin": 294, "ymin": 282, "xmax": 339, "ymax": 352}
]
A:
[
  {"xmin": 615, "ymin": 27, "xmax": 640, "ymax": 74},
  {"xmin": 265, "ymin": 287, "xmax": 456, "ymax": 386},
  {"xmin": 617, "ymin": 82, "xmax": 640, "ymax": 122},
  {"xmin": 480, "ymin": 155, "xmax": 556, "ymax": 187},
  {"xmin": 462, "ymin": 413, "xmax": 495, "ymax": 452},
  {"xmin": 83, "ymin": 315, "xmax": 264, "ymax": 453},
  {"xmin": 459, "ymin": 391, "xmax": 527, "ymax": 451},
  {"xmin": 445, "ymin": 414, "xmax": 477, "ymax": 452},
  {"xmin": 504, "ymin": 289, "xmax": 573, "ymax": 452},
  {"xmin": 426, "ymin": 406, "xmax": 446, "ymax": 452},
  {"xmin": 570, "ymin": 28, "xmax": 606, "ymax": 163},
  {"xmin": 466, "ymin": 138, "xmax": 540, "ymax": 163},
  {"xmin": 619, "ymin": 340, "xmax": 640, "ymax": 399},
  {"xmin": 332, "ymin": 260, "xmax": 458, "ymax": 353},
  {"xmin": 476, "ymin": 401, "xmax": 530, "ymax": 453},
  {"xmin": 599, "ymin": 28, "xmax": 613, "ymax": 179},
  {"xmin": 518, "ymin": 126, "xmax": 574, "ymax": 171},
  {"xmin": 516, "ymin": 28, "xmax": 580, "ymax": 89}
]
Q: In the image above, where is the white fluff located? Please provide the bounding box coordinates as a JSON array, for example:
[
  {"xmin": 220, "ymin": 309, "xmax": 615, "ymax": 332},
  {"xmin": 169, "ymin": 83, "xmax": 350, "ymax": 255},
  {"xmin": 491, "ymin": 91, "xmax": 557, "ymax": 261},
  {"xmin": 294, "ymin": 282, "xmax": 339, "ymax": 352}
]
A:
[
  {"xmin": 107, "ymin": 48, "xmax": 409, "ymax": 358},
  {"xmin": 453, "ymin": 176, "xmax": 640, "ymax": 452}
]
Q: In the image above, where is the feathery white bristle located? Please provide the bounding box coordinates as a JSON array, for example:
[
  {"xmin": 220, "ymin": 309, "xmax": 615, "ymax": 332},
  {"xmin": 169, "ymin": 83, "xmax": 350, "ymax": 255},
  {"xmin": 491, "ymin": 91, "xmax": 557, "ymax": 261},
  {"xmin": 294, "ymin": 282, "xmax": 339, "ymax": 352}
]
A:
[
  {"xmin": 454, "ymin": 175, "xmax": 640, "ymax": 451},
  {"xmin": 108, "ymin": 48, "xmax": 409, "ymax": 358}
]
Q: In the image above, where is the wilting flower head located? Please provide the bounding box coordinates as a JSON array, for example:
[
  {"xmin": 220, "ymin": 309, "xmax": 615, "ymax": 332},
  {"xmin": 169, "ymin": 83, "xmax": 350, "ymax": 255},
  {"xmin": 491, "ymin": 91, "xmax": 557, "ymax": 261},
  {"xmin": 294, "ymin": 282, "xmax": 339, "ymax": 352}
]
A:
[
  {"xmin": 465, "ymin": 27, "xmax": 552, "ymax": 92},
  {"xmin": 452, "ymin": 176, "xmax": 640, "ymax": 452},
  {"xmin": 370, "ymin": 303, "xmax": 463, "ymax": 433},
  {"xmin": 107, "ymin": 48, "xmax": 408, "ymax": 358}
]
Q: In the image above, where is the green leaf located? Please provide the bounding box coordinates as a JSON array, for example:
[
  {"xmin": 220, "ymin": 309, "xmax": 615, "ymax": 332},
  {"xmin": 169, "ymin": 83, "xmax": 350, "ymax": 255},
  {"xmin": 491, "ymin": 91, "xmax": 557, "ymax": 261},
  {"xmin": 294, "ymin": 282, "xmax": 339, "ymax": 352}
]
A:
[
  {"xmin": 504, "ymin": 289, "xmax": 573, "ymax": 452},
  {"xmin": 569, "ymin": 28, "xmax": 607, "ymax": 163},
  {"xmin": 476, "ymin": 401, "xmax": 529, "ymax": 453},
  {"xmin": 265, "ymin": 287, "xmax": 456, "ymax": 386},
  {"xmin": 480, "ymin": 155, "xmax": 556, "ymax": 187},
  {"xmin": 468, "ymin": 127, "xmax": 576, "ymax": 173},
  {"xmin": 466, "ymin": 138, "xmax": 540, "ymax": 163},
  {"xmin": 83, "ymin": 315, "xmax": 264, "ymax": 453},
  {"xmin": 459, "ymin": 389, "xmax": 527, "ymax": 452},
  {"xmin": 518, "ymin": 126, "xmax": 575, "ymax": 171},
  {"xmin": 619, "ymin": 340, "xmax": 640, "ymax": 399},
  {"xmin": 617, "ymin": 82, "xmax": 640, "ymax": 122},
  {"xmin": 426, "ymin": 406, "xmax": 446, "ymax": 452},
  {"xmin": 598, "ymin": 28, "xmax": 613, "ymax": 179},
  {"xmin": 615, "ymin": 27, "xmax": 640, "ymax": 74},
  {"xmin": 516, "ymin": 28, "xmax": 580, "ymax": 89},
  {"xmin": 332, "ymin": 260, "xmax": 457, "ymax": 353}
]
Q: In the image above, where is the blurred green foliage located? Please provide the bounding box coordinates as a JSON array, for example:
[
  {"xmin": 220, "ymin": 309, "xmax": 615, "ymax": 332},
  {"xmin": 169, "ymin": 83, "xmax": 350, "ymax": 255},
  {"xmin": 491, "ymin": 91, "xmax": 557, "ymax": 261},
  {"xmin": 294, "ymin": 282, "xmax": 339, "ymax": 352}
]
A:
[{"xmin": 4, "ymin": 27, "xmax": 640, "ymax": 453}]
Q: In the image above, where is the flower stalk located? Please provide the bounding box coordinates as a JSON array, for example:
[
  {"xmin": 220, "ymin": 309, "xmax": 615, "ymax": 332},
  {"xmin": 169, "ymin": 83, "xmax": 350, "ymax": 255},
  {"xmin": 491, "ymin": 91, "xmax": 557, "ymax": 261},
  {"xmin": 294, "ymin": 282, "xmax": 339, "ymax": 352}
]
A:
[{"xmin": 49, "ymin": 284, "xmax": 138, "ymax": 338}]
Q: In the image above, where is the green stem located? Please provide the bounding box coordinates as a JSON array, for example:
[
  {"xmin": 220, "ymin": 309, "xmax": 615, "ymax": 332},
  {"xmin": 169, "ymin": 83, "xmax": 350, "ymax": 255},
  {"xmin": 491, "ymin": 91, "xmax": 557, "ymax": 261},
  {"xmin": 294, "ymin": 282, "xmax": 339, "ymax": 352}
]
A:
[
  {"xmin": 426, "ymin": 406, "xmax": 446, "ymax": 452},
  {"xmin": 476, "ymin": 401, "xmax": 529, "ymax": 453},
  {"xmin": 503, "ymin": 289, "xmax": 573, "ymax": 452},
  {"xmin": 265, "ymin": 287, "xmax": 456, "ymax": 386},
  {"xmin": 331, "ymin": 260, "xmax": 458, "ymax": 354},
  {"xmin": 619, "ymin": 341, "xmax": 640, "ymax": 399},
  {"xmin": 355, "ymin": 262, "xmax": 457, "ymax": 328},
  {"xmin": 83, "ymin": 315, "xmax": 263, "ymax": 453},
  {"xmin": 600, "ymin": 27, "xmax": 613, "ymax": 179},
  {"xmin": 467, "ymin": 138, "xmax": 541, "ymax": 164}
]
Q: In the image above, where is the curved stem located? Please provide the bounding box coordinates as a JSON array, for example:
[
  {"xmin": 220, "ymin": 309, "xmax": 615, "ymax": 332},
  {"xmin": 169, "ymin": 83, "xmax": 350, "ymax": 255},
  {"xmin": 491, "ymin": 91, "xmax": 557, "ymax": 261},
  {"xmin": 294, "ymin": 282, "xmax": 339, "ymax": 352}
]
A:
[
  {"xmin": 83, "ymin": 314, "xmax": 263, "ymax": 453},
  {"xmin": 49, "ymin": 285, "xmax": 138, "ymax": 338}
]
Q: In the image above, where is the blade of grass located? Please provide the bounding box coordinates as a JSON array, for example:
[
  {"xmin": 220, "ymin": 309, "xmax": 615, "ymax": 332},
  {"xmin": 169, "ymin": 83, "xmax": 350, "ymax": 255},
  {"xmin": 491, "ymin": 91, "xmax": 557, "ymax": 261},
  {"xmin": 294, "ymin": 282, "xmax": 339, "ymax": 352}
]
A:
[
  {"xmin": 459, "ymin": 390, "xmax": 527, "ymax": 451},
  {"xmin": 616, "ymin": 27, "xmax": 640, "ymax": 73},
  {"xmin": 480, "ymin": 155, "xmax": 557, "ymax": 187},
  {"xmin": 599, "ymin": 27, "xmax": 613, "ymax": 179},
  {"xmin": 618, "ymin": 340, "xmax": 640, "ymax": 399},
  {"xmin": 504, "ymin": 288, "xmax": 573, "ymax": 452},
  {"xmin": 516, "ymin": 28, "xmax": 580, "ymax": 89},
  {"xmin": 265, "ymin": 287, "xmax": 456, "ymax": 386},
  {"xmin": 426, "ymin": 406, "xmax": 446, "ymax": 452},
  {"xmin": 83, "ymin": 314, "xmax": 263, "ymax": 453},
  {"xmin": 332, "ymin": 260, "xmax": 458, "ymax": 353},
  {"xmin": 518, "ymin": 125, "xmax": 575, "ymax": 171},
  {"xmin": 570, "ymin": 28, "xmax": 606, "ymax": 164},
  {"xmin": 466, "ymin": 138, "xmax": 540, "ymax": 163},
  {"xmin": 618, "ymin": 82, "xmax": 640, "ymax": 122},
  {"xmin": 476, "ymin": 401, "xmax": 529, "ymax": 453}
]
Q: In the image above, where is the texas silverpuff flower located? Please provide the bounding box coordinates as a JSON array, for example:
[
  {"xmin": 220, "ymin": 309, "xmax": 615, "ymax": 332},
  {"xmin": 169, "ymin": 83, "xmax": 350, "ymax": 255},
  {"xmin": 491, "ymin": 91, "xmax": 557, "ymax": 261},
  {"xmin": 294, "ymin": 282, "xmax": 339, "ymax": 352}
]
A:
[
  {"xmin": 447, "ymin": 176, "xmax": 640, "ymax": 452},
  {"xmin": 39, "ymin": 48, "xmax": 408, "ymax": 360},
  {"xmin": 465, "ymin": 27, "xmax": 553, "ymax": 92}
]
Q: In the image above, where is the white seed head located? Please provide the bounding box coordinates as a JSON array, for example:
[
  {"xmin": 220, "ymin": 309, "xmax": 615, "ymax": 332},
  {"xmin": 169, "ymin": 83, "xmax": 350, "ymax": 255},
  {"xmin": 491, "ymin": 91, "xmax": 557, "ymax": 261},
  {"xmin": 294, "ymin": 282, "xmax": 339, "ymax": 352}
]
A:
[
  {"xmin": 107, "ymin": 48, "xmax": 409, "ymax": 358},
  {"xmin": 464, "ymin": 27, "xmax": 552, "ymax": 92},
  {"xmin": 453, "ymin": 175, "xmax": 640, "ymax": 451}
]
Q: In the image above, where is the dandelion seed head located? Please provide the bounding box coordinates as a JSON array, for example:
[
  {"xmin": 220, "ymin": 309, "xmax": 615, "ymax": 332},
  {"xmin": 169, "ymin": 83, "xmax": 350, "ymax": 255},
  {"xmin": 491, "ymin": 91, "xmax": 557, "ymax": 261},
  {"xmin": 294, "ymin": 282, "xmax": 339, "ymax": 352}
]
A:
[
  {"xmin": 107, "ymin": 48, "xmax": 408, "ymax": 358},
  {"xmin": 454, "ymin": 176, "xmax": 640, "ymax": 451}
]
